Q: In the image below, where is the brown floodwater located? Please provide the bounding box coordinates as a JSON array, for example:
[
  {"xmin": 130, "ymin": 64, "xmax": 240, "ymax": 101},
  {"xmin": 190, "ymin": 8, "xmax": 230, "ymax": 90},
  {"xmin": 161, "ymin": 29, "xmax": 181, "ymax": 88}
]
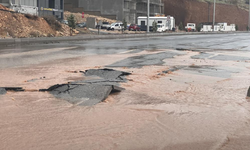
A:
[{"xmin": 0, "ymin": 48, "xmax": 250, "ymax": 150}]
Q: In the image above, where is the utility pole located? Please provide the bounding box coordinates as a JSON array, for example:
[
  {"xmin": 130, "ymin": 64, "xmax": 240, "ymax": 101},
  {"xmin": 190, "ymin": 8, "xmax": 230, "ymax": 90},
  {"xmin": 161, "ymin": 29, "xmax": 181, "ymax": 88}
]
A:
[
  {"xmin": 248, "ymin": 0, "xmax": 250, "ymax": 31},
  {"xmin": 147, "ymin": 0, "xmax": 150, "ymax": 33},
  {"xmin": 213, "ymin": 0, "xmax": 216, "ymax": 31}
]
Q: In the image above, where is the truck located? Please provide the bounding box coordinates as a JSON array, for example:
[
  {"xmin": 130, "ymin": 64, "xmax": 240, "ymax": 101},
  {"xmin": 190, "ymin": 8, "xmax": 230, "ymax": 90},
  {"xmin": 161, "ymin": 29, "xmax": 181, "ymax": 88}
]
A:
[
  {"xmin": 200, "ymin": 22, "xmax": 236, "ymax": 32},
  {"xmin": 185, "ymin": 23, "xmax": 196, "ymax": 32},
  {"xmin": 217, "ymin": 23, "xmax": 236, "ymax": 32},
  {"xmin": 137, "ymin": 16, "xmax": 175, "ymax": 32}
]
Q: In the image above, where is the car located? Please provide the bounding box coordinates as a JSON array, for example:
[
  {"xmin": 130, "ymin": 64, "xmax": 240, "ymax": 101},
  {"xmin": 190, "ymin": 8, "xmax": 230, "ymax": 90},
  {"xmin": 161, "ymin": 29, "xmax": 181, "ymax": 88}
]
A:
[
  {"xmin": 61, "ymin": 20, "xmax": 68, "ymax": 25},
  {"xmin": 107, "ymin": 22, "xmax": 124, "ymax": 31},
  {"xmin": 128, "ymin": 24, "xmax": 141, "ymax": 31},
  {"xmin": 101, "ymin": 22, "xmax": 111, "ymax": 29},
  {"xmin": 77, "ymin": 22, "xmax": 86, "ymax": 28}
]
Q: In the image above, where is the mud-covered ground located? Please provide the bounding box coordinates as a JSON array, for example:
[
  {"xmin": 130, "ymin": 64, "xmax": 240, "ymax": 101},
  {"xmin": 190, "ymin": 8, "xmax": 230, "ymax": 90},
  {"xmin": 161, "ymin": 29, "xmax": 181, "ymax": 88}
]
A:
[{"xmin": 0, "ymin": 33, "xmax": 250, "ymax": 150}]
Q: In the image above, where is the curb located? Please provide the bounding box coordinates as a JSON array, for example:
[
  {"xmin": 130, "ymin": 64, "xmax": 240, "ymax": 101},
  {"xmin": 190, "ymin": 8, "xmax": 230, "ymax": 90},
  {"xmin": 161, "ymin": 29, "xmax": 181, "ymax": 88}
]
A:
[{"xmin": 0, "ymin": 31, "xmax": 249, "ymax": 46}]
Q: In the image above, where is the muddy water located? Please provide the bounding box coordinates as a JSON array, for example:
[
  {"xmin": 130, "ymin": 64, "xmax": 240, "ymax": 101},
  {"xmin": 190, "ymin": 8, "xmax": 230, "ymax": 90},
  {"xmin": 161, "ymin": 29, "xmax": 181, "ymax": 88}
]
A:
[{"xmin": 0, "ymin": 46, "xmax": 250, "ymax": 150}]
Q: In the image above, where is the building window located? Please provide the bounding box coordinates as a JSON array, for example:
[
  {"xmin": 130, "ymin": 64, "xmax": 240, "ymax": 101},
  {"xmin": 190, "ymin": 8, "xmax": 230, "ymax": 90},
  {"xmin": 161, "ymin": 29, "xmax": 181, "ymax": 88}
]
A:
[{"xmin": 49, "ymin": 0, "xmax": 55, "ymax": 8}]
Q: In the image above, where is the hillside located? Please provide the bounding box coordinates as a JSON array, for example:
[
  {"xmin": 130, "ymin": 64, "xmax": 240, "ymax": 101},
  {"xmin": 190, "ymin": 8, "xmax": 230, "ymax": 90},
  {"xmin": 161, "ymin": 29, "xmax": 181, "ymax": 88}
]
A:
[
  {"xmin": 199, "ymin": 0, "xmax": 249, "ymax": 10},
  {"xmin": 0, "ymin": 4, "xmax": 71, "ymax": 38},
  {"xmin": 164, "ymin": 0, "xmax": 249, "ymax": 30}
]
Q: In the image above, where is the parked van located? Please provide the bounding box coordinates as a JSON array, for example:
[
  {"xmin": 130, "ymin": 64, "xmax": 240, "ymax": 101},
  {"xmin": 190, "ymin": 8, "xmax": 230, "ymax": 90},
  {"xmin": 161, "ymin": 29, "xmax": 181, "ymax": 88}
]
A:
[{"xmin": 107, "ymin": 22, "xmax": 124, "ymax": 31}]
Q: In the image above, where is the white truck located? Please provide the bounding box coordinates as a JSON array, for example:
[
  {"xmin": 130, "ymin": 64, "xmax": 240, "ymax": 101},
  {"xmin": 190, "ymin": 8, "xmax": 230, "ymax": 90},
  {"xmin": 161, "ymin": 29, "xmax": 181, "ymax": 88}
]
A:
[
  {"xmin": 217, "ymin": 23, "xmax": 236, "ymax": 32},
  {"xmin": 107, "ymin": 22, "xmax": 124, "ymax": 31},
  {"xmin": 137, "ymin": 16, "xmax": 175, "ymax": 32},
  {"xmin": 185, "ymin": 23, "xmax": 196, "ymax": 32},
  {"xmin": 201, "ymin": 23, "xmax": 236, "ymax": 32}
]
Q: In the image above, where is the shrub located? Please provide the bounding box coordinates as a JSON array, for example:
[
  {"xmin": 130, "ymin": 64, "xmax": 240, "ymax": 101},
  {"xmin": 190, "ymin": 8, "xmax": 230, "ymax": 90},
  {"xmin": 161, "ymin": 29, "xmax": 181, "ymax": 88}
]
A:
[
  {"xmin": 123, "ymin": 19, "xmax": 127, "ymax": 30},
  {"xmin": 67, "ymin": 14, "xmax": 76, "ymax": 29},
  {"xmin": 235, "ymin": 24, "xmax": 238, "ymax": 31},
  {"xmin": 24, "ymin": 14, "xmax": 39, "ymax": 20},
  {"xmin": 179, "ymin": 22, "xmax": 184, "ymax": 31},
  {"xmin": 152, "ymin": 21, "xmax": 157, "ymax": 32},
  {"xmin": 43, "ymin": 16, "xmax": 62, "ymax": 31},
  {"xmin": 30, "ymin": 31, "xmax": 40, "ymax": 37},
  {"xmin": 196, "ymin": 24, "xmax": 202, "ymax": 32}
]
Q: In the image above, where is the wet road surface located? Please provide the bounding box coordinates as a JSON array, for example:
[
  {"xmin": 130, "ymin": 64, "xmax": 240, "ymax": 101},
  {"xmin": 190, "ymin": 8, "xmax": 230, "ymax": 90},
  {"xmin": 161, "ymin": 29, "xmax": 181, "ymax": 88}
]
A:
[{"xmin": 0, "ymin": 33, "xmax": 250, "ymax": 150}]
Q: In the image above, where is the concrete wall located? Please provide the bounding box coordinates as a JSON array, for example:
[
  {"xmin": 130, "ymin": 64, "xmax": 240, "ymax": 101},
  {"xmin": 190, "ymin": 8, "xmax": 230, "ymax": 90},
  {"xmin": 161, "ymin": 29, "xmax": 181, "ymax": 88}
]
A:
[
  {"xmin": 38, "ymin": 0, "xmax": 64, "ymax": 19},
  {"xmin": 65, "ymin": 0, "xmax": 163, "ymax": 23},
  {"xmin": 11, "ymin": 0, "xmax": 37, "ymax": 6},
  {"xmin": 79, "ymin": 0, "xmax": 124, "ymax": 21}
]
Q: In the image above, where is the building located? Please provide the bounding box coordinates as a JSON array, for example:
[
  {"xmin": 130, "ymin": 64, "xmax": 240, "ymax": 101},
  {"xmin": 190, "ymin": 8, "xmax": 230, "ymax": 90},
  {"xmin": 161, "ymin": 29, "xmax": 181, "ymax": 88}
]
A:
[
  {"xmin": 0, "ymin": 0, "xmax": 64, "ymax": 20},
  {"xmin": 64, "ymin": 0, "xmax": 164, "ymax": 23},
  {"xmin": 38, "ymin": 0, "xmax": 64, "ymax": 20}
]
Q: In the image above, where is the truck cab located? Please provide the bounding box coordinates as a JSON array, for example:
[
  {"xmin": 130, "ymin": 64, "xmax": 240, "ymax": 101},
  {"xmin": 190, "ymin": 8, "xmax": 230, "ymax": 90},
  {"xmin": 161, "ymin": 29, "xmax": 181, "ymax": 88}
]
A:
[
  {"xmin": 185, "ymin": 23, "xmax": 196, "ymax": 32},
  {"xmin": 157, "ymin": 24, "xmax": 166, "ymax": 32}
]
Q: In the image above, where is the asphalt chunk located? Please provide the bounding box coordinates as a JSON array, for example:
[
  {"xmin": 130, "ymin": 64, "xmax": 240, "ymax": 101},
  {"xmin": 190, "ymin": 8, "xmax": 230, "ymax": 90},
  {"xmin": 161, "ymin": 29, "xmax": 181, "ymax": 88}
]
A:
[
  {"xmin": 44, "ymin": 84, "xmax": 124, "ymax": 106},
  {"xmin": 107, "ymin": 51, "xmax": 185, "ymax": 68},
  {"xmin": 0, "ymin": 88, "xmax": 7, "ymax": 95},
  {"xmin": 82, "ymin": 68, "xmax": 131, "ymax": 81},
  {"xmin": 41, "ymin": 69, "xmax": 130, "ymax": 106},
  {"xmin": 247, "ymin": 86, "xmax": 250, "ymax": 97}
]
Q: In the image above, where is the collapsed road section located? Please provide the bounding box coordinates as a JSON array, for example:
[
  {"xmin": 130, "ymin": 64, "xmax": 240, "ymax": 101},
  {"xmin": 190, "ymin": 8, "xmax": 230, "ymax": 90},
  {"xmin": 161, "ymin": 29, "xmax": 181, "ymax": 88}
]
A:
[
  {"xmin": 0, "ymin": 69, "xmax": 131, "ymax": 106},
  {"xmin": 41, "ymin": 68, "xmax": 131, "ymax": 106}
]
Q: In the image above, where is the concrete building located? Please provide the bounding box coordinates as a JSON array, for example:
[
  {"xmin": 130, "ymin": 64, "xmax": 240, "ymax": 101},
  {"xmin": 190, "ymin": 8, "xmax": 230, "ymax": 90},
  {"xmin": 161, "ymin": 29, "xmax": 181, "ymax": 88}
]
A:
[
  {"xmin": 0, "ymin": 0, "xmax": 64, "ymax": 19},
  {"xmin": 64, "ymin": 0, "xmax": 164, "ymax": 23},
  {"xmin": 38, "ymin": 0, "xmax": 64, "ymax": 19}
]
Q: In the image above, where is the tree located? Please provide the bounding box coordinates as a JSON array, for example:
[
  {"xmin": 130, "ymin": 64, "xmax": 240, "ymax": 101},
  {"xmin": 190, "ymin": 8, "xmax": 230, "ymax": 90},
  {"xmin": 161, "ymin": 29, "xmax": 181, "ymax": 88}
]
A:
[
  {"xmin": 235, "ymin": 24, "xmax": 238, "ymax": 31},
  {"xmin": 123, "ymin": 19, "xmax": 127, "ymax": 31},
  {"xmin": 67, "ymin": 14, "xmax": 76, "ymax": 29},
  {"xmin": 196, "ymin": 23, "xmax": 202, "ymax": 32},
  {"xmin": 179, "ymin": 22, "xmax": 184, "ymax": 31},
  {"xmin": 152, "ymin": 21, "xmax": 157, "ymax": 32}
]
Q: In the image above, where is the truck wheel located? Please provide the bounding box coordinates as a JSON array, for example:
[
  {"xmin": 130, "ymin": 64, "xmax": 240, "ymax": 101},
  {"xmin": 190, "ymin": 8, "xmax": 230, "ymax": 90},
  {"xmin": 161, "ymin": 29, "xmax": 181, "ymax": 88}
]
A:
[{"xmin": 112, "ymin": 28, "xmax": 114, "ymax": 31}]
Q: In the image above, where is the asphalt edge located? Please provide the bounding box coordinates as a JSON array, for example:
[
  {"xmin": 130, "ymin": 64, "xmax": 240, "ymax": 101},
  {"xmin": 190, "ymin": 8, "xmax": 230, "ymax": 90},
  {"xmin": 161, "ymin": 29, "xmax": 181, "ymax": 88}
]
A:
[{"xmin": 0, "ymin": 31, "xmax": 249, "ymax": 46}]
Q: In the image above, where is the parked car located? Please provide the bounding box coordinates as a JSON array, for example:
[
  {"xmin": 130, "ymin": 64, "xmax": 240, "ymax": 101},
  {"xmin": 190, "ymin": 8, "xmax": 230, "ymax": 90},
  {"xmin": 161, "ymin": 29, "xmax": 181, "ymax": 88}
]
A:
[
  {"xmin": 101, "ymin": 22, "xmax": 111, "ymax": 29},
  {"xmin": 61, "ymin": 20, "xmax": 68, "ymax": 25},
  {"xmin": 77, "ymin": 22, "xmax": 86, "ymax": 28},
  {"xmin": 107, "ymin": 22, "xmax": 124, "ymax": 31},
  {"xmin": 128, "ymin": 24, "xmax": 141, "ymax": 31}
]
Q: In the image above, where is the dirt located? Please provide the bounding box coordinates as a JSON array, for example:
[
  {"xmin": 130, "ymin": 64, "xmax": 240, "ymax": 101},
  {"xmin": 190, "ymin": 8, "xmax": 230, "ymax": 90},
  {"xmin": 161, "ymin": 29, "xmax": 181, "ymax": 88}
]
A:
[
  {"xmin": 64, "ymin": 11, "xmax": 117, "ymax": 24},
  {"xmin": 0, "ymin": 4, "xmax": 71, "ymax": 38},
  {"xmin": 164, "ymin": 0, "xmax": 249, "ymax": 30}
]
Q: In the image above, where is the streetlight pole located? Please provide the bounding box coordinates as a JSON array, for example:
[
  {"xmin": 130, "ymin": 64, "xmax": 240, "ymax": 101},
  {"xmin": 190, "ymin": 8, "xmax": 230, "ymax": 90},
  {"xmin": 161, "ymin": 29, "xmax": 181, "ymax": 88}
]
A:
[
  {"xmin": 213, "ymin": 0, "xmax": 216, "ymax": 31},
  {"xmin": 248, "ymin": 0, "xmax": 250, "ymax": 31},
  {"xmin": 147, "ymin": 0, "xmax": 150, "ymax": 33}
]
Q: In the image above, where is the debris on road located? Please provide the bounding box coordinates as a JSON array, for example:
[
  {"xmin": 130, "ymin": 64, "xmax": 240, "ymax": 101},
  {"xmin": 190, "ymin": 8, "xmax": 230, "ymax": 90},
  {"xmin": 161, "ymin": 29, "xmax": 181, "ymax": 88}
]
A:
[
  {"xmin": 83, "ymin": 68, "xmax": 131, "ymax": 81},
  {"xmin": 43, "ymin": 68, "xmax": 130, "ymax": 106},
  {"xmin": 0, "ymin": 87, "xmax": 6, "ymax": 95},
  {"xmin": 2, "ymin": 68, "xmax": 130, "ymax": 106},
  {"xmin": 247, "ymin": 86, "xmax": 250, "ymax": 97},
  {"xmin": 41, "ymin": 84, "xmax": 124, "ymax": 106}
]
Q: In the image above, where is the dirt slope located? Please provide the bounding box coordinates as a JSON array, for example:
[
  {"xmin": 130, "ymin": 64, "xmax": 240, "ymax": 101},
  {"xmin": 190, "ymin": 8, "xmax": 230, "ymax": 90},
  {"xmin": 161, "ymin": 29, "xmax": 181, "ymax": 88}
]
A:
[
  {"xmin": 163, "ymin": 0, "xmax": 249, "ymax": 30},
  {"xmin": 0, "ymin": 4, "xmax": 71, "ymax": 38},
  {"xmin": 64, "ymin": 11, "xmax": 117, "ymax": 24}
]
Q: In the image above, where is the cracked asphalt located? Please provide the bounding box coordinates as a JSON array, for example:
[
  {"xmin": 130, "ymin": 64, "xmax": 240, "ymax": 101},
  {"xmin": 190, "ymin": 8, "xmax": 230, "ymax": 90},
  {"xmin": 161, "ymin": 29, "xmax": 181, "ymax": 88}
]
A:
[{"xmin": 0, "ymin": 33, "xmax": 250, "ymax": 150}]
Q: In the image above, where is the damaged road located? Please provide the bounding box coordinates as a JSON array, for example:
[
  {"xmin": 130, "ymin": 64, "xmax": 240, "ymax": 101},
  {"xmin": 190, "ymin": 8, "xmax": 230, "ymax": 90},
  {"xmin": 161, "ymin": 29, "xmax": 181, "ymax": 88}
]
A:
[
  {"xmin": 0, "ymin": 69, "xmax": 131, "ymax": 106},
  {"xmin": 43, "ymin": 69, "xmax": 131, "ymax": 106}
]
